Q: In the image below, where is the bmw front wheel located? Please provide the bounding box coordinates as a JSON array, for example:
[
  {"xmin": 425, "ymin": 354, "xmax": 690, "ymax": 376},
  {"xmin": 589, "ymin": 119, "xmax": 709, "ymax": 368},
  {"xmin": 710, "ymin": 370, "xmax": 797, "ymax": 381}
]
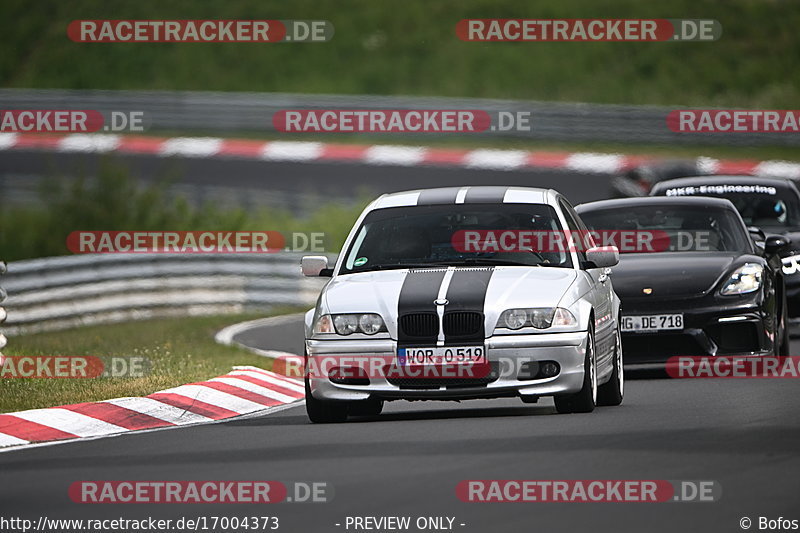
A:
[{"xmin": 554, "ymin": 325, "xmax": 597, "ymax": 414}]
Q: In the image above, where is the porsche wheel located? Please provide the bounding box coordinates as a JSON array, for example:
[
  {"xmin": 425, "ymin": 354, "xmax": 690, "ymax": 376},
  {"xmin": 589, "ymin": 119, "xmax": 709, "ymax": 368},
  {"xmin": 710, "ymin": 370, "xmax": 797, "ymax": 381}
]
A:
[{"xmin": 779, "ymin": 291, "xmax": 791, "ymax": 356}]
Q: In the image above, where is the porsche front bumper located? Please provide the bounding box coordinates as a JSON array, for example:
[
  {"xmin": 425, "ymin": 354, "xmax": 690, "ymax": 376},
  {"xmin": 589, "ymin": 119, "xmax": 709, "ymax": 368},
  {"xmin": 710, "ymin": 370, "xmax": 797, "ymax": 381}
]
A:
[{"xmin": 620, "ymin": 298, "xmax": 772, "ymax": 369}]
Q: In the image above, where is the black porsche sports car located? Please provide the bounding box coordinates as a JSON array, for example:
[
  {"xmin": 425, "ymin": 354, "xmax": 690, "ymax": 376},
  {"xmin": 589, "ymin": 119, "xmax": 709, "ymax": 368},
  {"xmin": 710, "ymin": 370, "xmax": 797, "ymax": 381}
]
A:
[
  {"xmin": 608, "ymin": 160, "xmax": 712, "ymax": 198},
  {"xmin": 576, "ymin": 196, "xmax": 790, "ymax": 369},
  {"xmin": 649, "ymin": 175, "xmax": 800, "ymax": 317}
]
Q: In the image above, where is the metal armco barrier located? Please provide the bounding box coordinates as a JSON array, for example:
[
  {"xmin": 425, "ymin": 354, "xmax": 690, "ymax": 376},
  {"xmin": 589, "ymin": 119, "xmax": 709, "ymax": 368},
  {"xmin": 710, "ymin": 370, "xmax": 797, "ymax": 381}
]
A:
[
  {"xmin": 0, "ymin": 88, "xmax": 795, "ymax": 146},
  {"xmin": 0, "ymin": 260, "xmax": 7, "ymax": 349},
  {"xmin": 0, "ymin": 253, "xmax": 331, "ymax": 336}
]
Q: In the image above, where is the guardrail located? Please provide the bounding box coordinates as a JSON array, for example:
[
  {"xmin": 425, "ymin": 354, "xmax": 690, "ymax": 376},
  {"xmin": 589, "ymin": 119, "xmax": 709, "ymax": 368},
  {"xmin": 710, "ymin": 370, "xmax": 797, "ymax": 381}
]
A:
[
  {"xmin": 0, "ymin": 88, "xmax": 794, "ymax": 146},
  {"xmin": 0, "ymin": 253, "xmax": 330, "ymax": 336},
  {"xmin": 0, "ymin": 260, "xmax": 7, "ymax": 350}
]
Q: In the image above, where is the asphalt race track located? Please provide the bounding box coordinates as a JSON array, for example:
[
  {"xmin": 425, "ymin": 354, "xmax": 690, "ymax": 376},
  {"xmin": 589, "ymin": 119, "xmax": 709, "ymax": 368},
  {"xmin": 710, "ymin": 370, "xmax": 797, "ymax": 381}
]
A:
[
  {"xmin": 0, "ymin": 149, "xmax": 613, "ymax": 205},
  {"xmin": 0, "ymin": 313, "xmax": 798, "ymax": 532},
  {"xmin": 1, "ymin": 151, "xmax": 799, "ymax": 532}
]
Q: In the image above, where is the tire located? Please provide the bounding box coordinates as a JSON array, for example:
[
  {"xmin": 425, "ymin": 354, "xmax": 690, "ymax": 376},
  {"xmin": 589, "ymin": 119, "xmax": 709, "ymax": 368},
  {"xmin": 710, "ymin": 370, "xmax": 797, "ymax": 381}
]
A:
[
  {"xmin": 349, "ymin": 397, "xmax": 384, "ymax": 417},
  {"xmin": 554, "ymin": 325, "xmax": 597, "ymax": 414},
  {"xmin": 305, "ymin": 376, "xmax": 349, "ymax": 423},
  {"xmin": 780, "ymin": 322, "xmax": 791, "ymax": 356},
  {"xmin": 597, "ymin": 325, "xmax": 624, "ymax": 407},
  {"xmin": 779, "ymin": 291, "xmax": 790, "ymax": 356}
]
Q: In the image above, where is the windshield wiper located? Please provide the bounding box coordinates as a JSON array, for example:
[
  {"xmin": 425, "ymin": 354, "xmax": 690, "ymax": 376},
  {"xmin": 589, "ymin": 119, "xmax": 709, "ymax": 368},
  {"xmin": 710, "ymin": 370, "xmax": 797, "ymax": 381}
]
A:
[
  {"xmin": 351, "ymin": 258, "xmax": 558, "ymax": 272},
  {"xmin": 357, "ymin": 262, "xmax": 452, "ymax": 271},
  {"xmin": 447, "ymin": 258, "xmax": 545, "ymax": 267}
]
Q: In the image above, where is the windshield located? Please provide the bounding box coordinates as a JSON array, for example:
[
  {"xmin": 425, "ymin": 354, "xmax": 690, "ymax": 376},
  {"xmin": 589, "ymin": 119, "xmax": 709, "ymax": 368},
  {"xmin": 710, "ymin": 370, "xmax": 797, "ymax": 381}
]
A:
[
  {"xmin": 579, "ymin": 204, "xmax": 751, "ymax": 254},
  {"xmin": 339, "ymin": 203, "xmax": 573, "ymax": 273},
  {"xmin": 657, "ymin": 183, "xmax": 800, "ymax": 230}
]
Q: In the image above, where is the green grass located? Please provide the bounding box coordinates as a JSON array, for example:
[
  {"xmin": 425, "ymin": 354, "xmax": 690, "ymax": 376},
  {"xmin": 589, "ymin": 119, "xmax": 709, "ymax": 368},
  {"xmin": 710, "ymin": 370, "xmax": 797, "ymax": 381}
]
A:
[
  {"xmin": 0, "ymin": 312, "xmax": 302, "ymax": 413},
  {"xmin": 0, "ymin": 161, "xmax": 370, "ymax": 261},
  {"xmin": 2, "ymin": 0, "xmax": 799, "ymax": 107}
]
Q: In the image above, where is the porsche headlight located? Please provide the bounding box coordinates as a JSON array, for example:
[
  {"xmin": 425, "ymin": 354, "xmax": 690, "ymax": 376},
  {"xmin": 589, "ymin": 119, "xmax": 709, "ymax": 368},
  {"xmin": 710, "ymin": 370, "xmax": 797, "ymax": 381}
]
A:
[
  {"xmin": 720, "ymin": 263, "xmax": 763, "ymax": 295},
  {"xmin": 498, "ymin": 308, "xmax": 577, "ymax": 330},
  {"xmin": 314, "ymin": 314, "xmax": 387, "ymax": 335}
]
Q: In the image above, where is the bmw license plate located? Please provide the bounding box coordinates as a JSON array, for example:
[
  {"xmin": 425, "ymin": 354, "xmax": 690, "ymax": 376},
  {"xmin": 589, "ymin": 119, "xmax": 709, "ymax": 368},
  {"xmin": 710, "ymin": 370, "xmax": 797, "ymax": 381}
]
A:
[
  {"xmin": 398, "ymin": 346, "xmax": 486, "ymax": 367},
  {"xmin": 621, "ymin": 314, "xmax": 683, "ymax": 332}
]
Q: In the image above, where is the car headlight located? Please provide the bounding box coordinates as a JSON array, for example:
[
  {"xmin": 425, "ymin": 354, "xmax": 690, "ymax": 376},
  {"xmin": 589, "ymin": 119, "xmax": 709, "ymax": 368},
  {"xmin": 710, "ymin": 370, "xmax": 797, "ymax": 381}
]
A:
[
  {"xmin": 720, "ymin": 263, "xmax": 763, "ymax": 295},
  {"xmin": 552, "ymin": 307, "xmax": 578, "ymax": 327},
  {"xmin": 358, "ymin": 314, "xmax": 384, "ymax": 335},
  {"xmin": 333, "ymin": 314, "xmax": 360, "ymax": 335},
  {"xmin": 314, "ymin": 314, "xmax": 387, "ymax": 335},
  {"xmin": 498, "ymin": 308, "xmax": 577, "ymax": 330},
  {"xmin": 312, "ymin": 314, "xmax": 334, "ymax": 334},
  {"xmin": 502, "ymin": 309, "xmax": 528, "ymax": 329}
]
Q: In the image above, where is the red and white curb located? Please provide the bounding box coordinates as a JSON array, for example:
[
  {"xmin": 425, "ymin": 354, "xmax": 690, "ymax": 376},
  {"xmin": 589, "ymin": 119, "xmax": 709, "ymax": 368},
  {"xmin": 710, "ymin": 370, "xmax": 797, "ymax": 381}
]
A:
[
  {"xmin": 0, "ymin": 366, "xmax": 304, "ymax": 452},
  {"xmin": 1, "ymin": 132, "xmax": 799, "ymax": 178}
]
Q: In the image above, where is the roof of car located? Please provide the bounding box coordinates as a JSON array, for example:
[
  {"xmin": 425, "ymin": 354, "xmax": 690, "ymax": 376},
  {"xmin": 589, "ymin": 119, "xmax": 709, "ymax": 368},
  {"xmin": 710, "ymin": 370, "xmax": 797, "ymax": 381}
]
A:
[
  {"xmin": 370, "ymin": 186, "xmax": 557, "ymax": 210},
  {"xmin": 575, "ymin": 195, "xmax": 738, "ymax": 213},
  {"xmin": 651, "ymin": 175, "xmax": 798, "ymax": 193}
]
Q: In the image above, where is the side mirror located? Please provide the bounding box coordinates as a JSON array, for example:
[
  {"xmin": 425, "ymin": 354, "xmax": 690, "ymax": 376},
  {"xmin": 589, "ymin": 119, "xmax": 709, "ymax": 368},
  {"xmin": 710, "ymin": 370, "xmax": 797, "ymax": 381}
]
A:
[
  {"xmin": 747, "ymin": 226, "xmax": 766, "ymax": 242},
  {"xmin": 764, "ymin": 235, "xmax": 791, "ymax": 255},
  {"xmin": 748, "ymin": 226, "xmax": 766, "ymax": 250},
  {"xmin": 585, "ymin": 246, "xmax": 619, "ymax": 269},
  {"xmin": 301, "ymin": 256, "xmax": 332, "ymax": 277}
]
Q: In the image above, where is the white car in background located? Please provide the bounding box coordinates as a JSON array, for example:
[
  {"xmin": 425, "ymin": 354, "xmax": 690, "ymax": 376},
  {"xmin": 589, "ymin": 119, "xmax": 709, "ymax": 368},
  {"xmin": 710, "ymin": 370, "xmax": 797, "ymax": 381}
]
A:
[{"xmin": 301, "ymin": 186, "xmax": 623, "ymax": 423}]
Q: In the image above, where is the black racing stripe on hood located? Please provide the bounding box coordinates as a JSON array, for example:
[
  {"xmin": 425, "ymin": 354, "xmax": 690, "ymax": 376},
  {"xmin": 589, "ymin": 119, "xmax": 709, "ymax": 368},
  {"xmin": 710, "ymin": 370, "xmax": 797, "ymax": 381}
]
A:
[
  {"xmin": 444, "ymin": 267, "xmax": 494, "ymax": 343},
  {"xmin": 463, "ymin": 186, "xmax": 508, "ymax": 204},
  {"xmin": 416, "ymin": 187, "xmax": 461, "ymax": 205},
  {"xmin": 397, "ymin": 269, "xmax": 447, "ymax": 346}
]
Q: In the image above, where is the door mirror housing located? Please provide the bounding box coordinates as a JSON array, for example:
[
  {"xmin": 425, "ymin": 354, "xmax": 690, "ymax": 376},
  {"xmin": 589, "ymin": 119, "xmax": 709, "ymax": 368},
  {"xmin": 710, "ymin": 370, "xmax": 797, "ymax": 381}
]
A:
[
  {"xmin": 764, "ymin": 235, "xmax": 791, "ymax": 255},
  {"xmin": 584, "ymin": 246, "xmax": 620, "ymax": 269},
  {"xmin": 748, "ymin": 226, "xmax": 766, "ymax": 250},
  {"xmin": 301, "ymin": 256, "xmax": 333, "ymax": 277},
  {"xmin": 747, "ymin": 226, "xmax": 766, "ymax": 242}
]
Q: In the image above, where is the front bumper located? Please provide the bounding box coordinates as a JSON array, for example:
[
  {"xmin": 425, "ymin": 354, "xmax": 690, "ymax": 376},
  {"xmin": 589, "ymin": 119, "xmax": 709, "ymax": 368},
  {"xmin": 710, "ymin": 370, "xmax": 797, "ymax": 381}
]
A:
[
  {"xmin": 620, "ymin": 297, "xmax": 772, "ymax": 368},
  {"xmin": 306, "ymin": 331, "xmax": 588, "ymax": 401}
]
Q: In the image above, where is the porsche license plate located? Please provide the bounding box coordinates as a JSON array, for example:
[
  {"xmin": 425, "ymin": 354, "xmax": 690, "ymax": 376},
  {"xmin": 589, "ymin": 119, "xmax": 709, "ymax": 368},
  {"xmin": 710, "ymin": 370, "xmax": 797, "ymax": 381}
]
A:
[
  {"xmin": 398, "ymin": 346, "xmax": 486, "ymax": 366},
  {"xmin": 621, "ymin": 314, "xmax": 683, "ymax": 332}
]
